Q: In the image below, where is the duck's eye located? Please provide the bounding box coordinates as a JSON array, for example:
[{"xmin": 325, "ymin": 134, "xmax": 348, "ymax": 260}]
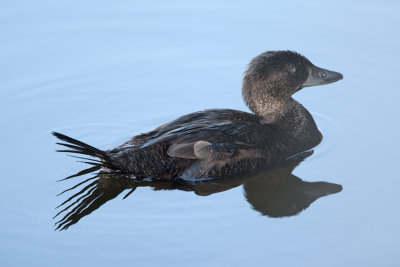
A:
[
  {"xmin": 320, "ymin": 72, "xmax": 327, "ymax": 78},
  {"xmin": 290, "ymin": 67, "xmax": 297, "ymax": 73}
]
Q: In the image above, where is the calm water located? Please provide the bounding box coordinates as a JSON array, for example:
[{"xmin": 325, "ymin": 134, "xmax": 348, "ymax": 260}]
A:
[{"xmin": 1, "ymin": 0, "xmax": 400, "ymax": 266}]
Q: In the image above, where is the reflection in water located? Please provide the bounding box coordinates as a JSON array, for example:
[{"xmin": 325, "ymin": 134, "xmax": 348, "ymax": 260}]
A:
[{"xmin": 54, "ymin": 151, "xmax": 342, "ymax": 230}]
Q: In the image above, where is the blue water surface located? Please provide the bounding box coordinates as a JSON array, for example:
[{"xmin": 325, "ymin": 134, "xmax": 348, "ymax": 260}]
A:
[{"xmin": 1, "ymin": 0, "xmax": 400, "ymax": 266}]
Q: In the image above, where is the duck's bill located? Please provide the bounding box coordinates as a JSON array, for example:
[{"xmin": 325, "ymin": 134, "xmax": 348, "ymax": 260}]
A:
[{"xmin": 302, "ymin": 65, "xmax": 343, "ymax": 87}]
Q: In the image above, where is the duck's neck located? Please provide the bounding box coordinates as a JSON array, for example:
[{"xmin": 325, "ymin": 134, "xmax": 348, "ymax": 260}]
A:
[
  {"xmin": 256, "ymin": 98, "xmax": 322, "ymax": 147},
  {"xmin": 258, "ymin": 98, "xmax": 295, "ymax": 124},
  {"xmin": 270, "ymin": 98, "xmax": 314, "ymax": 130},
  {"xmin": 251, "ymin": 97, "xmax": 299, "ymax": 125},
  {"xmin": 242, "ymin": 81, "xmax": 292, "ymax": 124}
]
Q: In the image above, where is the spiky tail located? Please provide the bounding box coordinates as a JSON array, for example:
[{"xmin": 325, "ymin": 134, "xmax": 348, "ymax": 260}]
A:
[{"xmin": 52, "ymin": 132, "xmax": 115, "ymax": 169}]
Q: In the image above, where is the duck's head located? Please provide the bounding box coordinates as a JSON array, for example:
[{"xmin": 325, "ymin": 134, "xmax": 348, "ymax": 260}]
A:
[{"xmin": 242, "ymin": 51, "xmax": 343, "ymax": 123}]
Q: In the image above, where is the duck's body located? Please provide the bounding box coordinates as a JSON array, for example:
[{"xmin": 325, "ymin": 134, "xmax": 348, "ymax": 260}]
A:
[
  {"xmin": 106, "ymin": 102, "xmax": 321, "ymax": 180},
  {"xmin": 53, "ymin": 51, "xmax": 342, "ymax": 181}
]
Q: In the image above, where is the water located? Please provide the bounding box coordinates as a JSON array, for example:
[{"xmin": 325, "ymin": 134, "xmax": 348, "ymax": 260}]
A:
[{"xmin": 1, "ymin": 0, "xmax": 400, "ymax": 266}]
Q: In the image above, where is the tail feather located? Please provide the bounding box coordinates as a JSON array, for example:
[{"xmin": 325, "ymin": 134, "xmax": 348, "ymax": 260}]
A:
[
  {"xmin": 52, "ymin": 132, "xmax": 114, "ymax": 169},
  {"xmin": 66, "ymin": 155, "xmax": 101, "ymax": 163},
  {"xmin": 58, "ymin": 165, "xmax": 101, "ymax": 182}
]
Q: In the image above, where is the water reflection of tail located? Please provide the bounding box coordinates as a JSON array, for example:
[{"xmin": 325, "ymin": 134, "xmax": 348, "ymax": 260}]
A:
[{"xmin": 54, "ymin": 151, "xmax": 342, "ymax": 230}]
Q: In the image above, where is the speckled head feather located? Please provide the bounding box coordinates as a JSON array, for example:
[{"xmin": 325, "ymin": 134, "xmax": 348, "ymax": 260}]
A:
[{"xmin": 242, "ymin": 51, "xmax": 312, "ymax": 123}]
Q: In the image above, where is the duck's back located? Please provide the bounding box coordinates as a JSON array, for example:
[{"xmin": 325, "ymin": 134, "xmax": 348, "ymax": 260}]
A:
[{"xmin": 128, "ymin": 109, "xmax": 263, "ymax": 145}]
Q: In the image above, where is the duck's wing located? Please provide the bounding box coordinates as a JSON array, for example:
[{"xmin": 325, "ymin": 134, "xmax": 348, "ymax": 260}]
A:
[
  {"xmin": 137, "ymin": 110, "xmax": 270, "ymax": 178},
  {"xmin": 143, "ymin": 120, "xmax": 254, "ymax": 146},
  {"xmin": 141, "ymin": 119, "xmax": 265, "ymax": 161},
  {"xmin": 140, "ymin": 109, "xmax": 263, "ymax": 151}
]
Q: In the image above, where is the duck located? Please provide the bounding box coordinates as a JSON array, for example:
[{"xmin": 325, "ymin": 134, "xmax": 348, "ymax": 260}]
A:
[{"xmin": 53, "ymin": 50, "xmax": 343, "ymax": 180}]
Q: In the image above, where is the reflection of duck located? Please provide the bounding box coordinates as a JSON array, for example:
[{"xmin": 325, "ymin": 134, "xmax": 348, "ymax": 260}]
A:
[
  {"xmin": 54, "ymin": 151, "xmax": 342, "ymax": 230},
  {"xmin": 53, "ymin": 51, "xmax": 342, "ymax": 180},
  {"xmin": 244, "ymin": 152, "xmax": 342, "ymax": 217}
]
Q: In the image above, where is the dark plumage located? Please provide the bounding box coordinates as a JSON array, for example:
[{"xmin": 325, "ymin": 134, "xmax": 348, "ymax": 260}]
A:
[{"xmin": 53, "ymin": 50, "xmax": 343, "ymax": 180}]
